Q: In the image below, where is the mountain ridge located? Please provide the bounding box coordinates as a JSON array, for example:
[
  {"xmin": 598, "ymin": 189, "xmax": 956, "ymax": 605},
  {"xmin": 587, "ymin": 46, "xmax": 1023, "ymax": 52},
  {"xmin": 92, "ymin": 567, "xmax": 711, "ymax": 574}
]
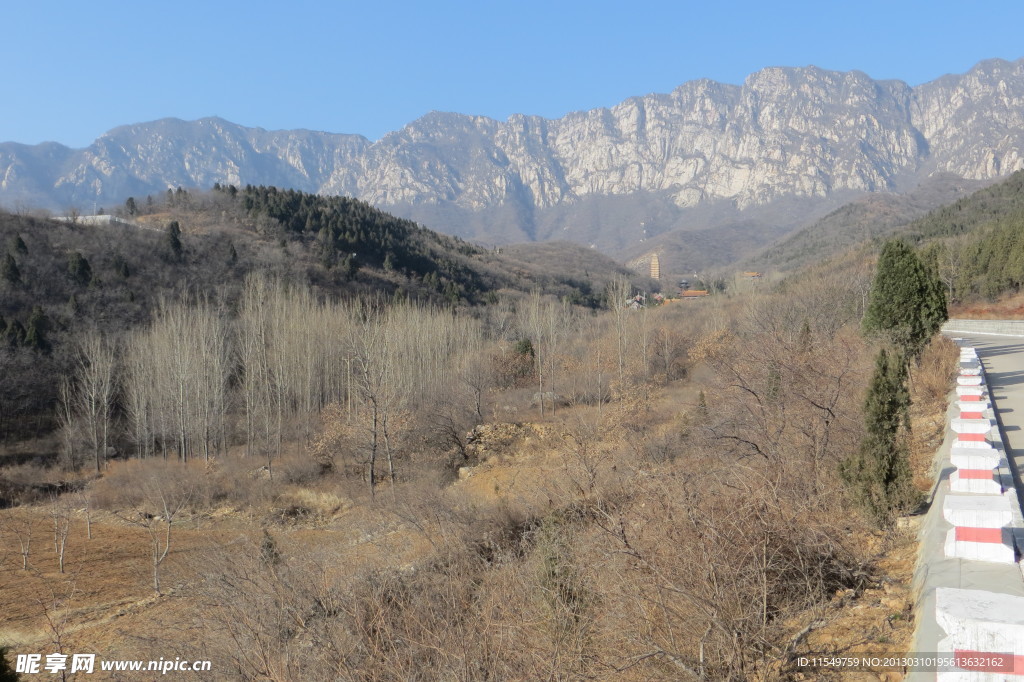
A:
[{"xmin": 3, "ymin": 58, "xmax": 1024, "ymax": 261}]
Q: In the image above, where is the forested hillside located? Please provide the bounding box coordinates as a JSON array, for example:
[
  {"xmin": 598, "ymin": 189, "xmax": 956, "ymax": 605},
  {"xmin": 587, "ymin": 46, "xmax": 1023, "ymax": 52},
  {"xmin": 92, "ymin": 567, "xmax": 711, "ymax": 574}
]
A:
[
  {"xmin": 0, "ymin": 187, "xmax": 641, "ymax": 442},
  {"xmin": 750, "ymin": 173, "xmax": 988, "ymax": 272},
  {"xmin": 902, "ymin": 170, "xmax": 1024, "ymax": 301},
  {"xmin": 751, "ymin": 169, "xmax": 1024, "ymax": 305}
]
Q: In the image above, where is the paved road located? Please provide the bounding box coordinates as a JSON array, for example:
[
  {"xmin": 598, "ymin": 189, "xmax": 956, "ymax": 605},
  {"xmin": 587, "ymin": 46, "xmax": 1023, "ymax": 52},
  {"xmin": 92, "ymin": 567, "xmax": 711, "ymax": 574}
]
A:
[
  {"xmin": 953, "ymin": 333, "xmax": 1024, "ymax": 526},
  {"xmin": 909, "ymin": 333, "xmax": 1024, "ymax": 680}
]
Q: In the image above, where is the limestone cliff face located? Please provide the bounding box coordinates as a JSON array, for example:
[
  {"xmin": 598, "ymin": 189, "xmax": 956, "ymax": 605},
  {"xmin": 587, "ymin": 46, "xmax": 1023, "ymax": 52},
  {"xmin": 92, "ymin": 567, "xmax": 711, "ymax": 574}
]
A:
[
  {"xmin": 912, "ymin": 58, "xmax": 1024, "ymax": 179},
  {"xmin": 2, "ymin": 58, "xmax": 1023, "ymax": 243},
  {"xmin": 0, "ymin": 117, "xmax": 369, "ymax": 208}
]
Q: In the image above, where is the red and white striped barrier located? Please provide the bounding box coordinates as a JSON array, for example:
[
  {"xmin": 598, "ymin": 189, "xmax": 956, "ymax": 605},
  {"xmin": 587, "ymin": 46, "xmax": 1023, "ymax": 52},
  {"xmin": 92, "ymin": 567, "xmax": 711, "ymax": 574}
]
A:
[
  {"xmin": 957, "ymin": 398, "xmax": 991, "ymax": 412},
  {"xmin": 936, "ymin": 587, "xmax": 1024, "ymax": 680},
  {"xmin": 929, "ymin": 345, "xmax": 1024, "ymax": 679},
  {"xmin": 949, "ymin": 447, "xmax": 1005, "ymax": 495},
  {"xmin": 952, "ymin": 417, "xmax": 994, "ymax": 449},
  {"xmin": 952, "ymin": 418, "xmax": 993, "ymax": 435},
  {"xmin": 943, "ymin": 346, "xmax": 1020, "ymax": 563},
  {"xmin": 943, "ymin": 493, "xmax": 1016, "ymax": 563}
]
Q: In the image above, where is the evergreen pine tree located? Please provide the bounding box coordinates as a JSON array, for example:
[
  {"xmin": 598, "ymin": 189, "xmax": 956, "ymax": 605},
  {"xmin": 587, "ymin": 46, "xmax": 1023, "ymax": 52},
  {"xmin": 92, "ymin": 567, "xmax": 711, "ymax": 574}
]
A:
[
  {"xmin": 696, "ymin": 390, "xmax": 709, "ymax": 421},
  {"xmin": 863, "ymin": 239, "xmax": 947, "ymax": 359},
  {"xmin": 0, "ymin": 645, "xmax": 21, "ymax": 682},
  {"xmin": 798, "ymin": 319, "xmax": 812, "ymax": 353},
  {"xmin": 10, "ymin": 235, "xmax": 27, "ymax": 255},
  {"xmin": 342, "ymin": 254, "xmax": 359, "ymax": 281},
  {"xmin": 2, "ymin": 253, "xmax": 19, "ymax": 285},
  {"xmin": 166, "ymin": 221, "xmax": 183, "ymax": 261},
  {"xmin": 113, "ymin": 255, "xmax": 131, "ymax": 279},
  {"xmin": 25, "ymin": 306, "xmax": 50, "ymax": 352},
  {"xmin": 5, "ymin": 319, "xmax": 26, "ymax": 347},
  {"xmin": 67, "ymin": 251, "xmax": 92, "ymax": 285},
  {"xmin": 841, "ymin": 348, "xmax": 917, "ymax": 524}
]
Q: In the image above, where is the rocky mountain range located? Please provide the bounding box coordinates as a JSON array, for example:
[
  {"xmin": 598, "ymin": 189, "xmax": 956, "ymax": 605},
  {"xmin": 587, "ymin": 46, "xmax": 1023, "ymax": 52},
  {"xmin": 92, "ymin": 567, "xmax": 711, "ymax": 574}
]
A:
[{"xmin": 3, "ymin": 58, "xmax": 1024, "ymax": 266}]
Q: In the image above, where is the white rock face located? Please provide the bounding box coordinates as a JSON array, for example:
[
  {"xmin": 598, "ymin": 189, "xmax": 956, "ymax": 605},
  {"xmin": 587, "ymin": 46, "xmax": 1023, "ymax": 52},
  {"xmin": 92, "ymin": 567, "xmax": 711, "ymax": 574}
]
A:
[{"xmin": 3, "ymin": 59, "xmax": 1024, "ymax": 241}]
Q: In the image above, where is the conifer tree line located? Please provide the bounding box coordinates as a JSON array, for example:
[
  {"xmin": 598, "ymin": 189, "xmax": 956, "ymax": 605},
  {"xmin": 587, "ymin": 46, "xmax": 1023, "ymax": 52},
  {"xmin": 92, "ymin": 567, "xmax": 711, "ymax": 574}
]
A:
[
  {"xmin": 842, "ymin": 238, "xmax": 947, "ymax": 524},
  {"xmin": 234, "ymin": 185, "xmax": 484, "ymax": 298},
  {"xmin": 917, "ymin": 214, "xmax": 1024, "ymax": 303},
  {"xmin": 895, "ymin": 170, "xmax": 1024, "ymax": 303}
]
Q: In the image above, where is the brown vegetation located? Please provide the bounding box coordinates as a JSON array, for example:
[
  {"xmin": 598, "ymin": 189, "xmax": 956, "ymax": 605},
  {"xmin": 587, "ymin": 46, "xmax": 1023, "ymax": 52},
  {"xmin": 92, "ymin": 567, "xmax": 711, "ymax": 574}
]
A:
[
  {"xmin": 0, "ymin": 247, "xmax": 955, "ymax": 680},
  {"xmin": 950, "ymin": 290, "xmax": 1024, "ymax": 319}
]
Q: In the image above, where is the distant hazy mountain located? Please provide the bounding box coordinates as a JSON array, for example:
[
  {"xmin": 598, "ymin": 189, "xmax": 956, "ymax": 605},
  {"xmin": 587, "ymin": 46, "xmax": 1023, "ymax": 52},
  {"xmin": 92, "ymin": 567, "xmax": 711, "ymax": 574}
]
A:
[{"xmin": 3, "ymin": 58, "xmax": 1024, "ymax": 265}]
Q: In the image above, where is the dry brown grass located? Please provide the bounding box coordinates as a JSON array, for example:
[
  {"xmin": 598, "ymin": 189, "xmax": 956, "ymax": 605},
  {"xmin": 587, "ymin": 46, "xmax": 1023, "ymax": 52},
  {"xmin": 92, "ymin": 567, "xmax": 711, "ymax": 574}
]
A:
[
  {"xmin": 951, "ymin": 290, "xmax": 1024, "ymax": 319},
  {"xmin": 785, "ymin": 333, "xmax": 957, "ymax": 680},
  {"xmin": 908, "ymin": 335, "xmax": 959, "ymax": 493},
  {"xmin": 1, "ymin": 273, "xmax": 941, "ymax": 680}
]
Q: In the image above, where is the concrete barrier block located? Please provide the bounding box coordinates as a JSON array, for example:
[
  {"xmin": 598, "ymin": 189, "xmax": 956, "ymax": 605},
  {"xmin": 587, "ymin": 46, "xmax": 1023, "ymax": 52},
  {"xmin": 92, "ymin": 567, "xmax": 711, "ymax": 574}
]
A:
[
  {"xmin": 958, "ymin": 375, "xmax": 984, "ymax": 386},
  {"xmin": 935, "ymin": 588, "xmax": 1024, "ymax": 678},
  {"xmin": 943, "ymin": 494, "xmax": 1014, "ymax": 528},
  {"xmin": 957, "ymin": 386, "xmax": 987, "ymax": 397},
  {"xmin": 952, "ymin": 419, "xmax": 994, "ymax": 434},
  {"xmin": 957, "ymin": 399, "xmax": 991, "ymax": 411},
  {"xmin": 960, "ymin": 366, "xmax": 984, "ymax": 376},
  {"xmin": 950, "ymin": 470, "xmax": 1005, "ymax": 495},
  {"xmin": 944, "ymin": 528, "xmax": 1017, "ymax": 562},
  {"xmin": 950, "ymin": 449, "xmax": 1002, "ymax": 470},
  {"xmin": 949, "ymin": 448, "xmax": 1006, "ymax": 493},
  {"xmin": 947, "ymin": 319, "xmax": 1024, "ymax": 335},
  {"xmin": 943, "ymin": 494, "xmax": 1016, "ymax": 561},
  {"xmin": 955, "ymin": 435, "xmax": 994, "ymax": 449}
]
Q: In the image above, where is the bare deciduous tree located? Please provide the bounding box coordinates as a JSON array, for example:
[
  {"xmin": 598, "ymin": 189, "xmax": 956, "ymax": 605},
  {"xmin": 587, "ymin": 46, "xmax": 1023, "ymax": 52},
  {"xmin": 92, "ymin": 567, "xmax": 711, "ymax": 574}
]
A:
[
  {"xmin": 606, "ymin": 276, "xmax": 633, "ymax": 386},
  {"xmin": 0, "ymin": 509, "xmax": 32, "ymax": 570},
  {"xmin": 35, "ymin": 574, "xmax": 79, "ymax": 682},
  {"xmin": 519, "ymin": 291, "xmax": 572, "ymax": 417},
  {"xmin": 75, "ymin": 489, "xmax": 93, "ymax": 540},
  {"xmin": 74, "ymin": 330, "xmax": 117, "ymax": 473},
  {"xmin": 114, "ymin": 464, "xmax": 193, "ymax": 595},
  {"xmin": 49, "ymin": 493, "xmax": 73, "ymax": 574}
]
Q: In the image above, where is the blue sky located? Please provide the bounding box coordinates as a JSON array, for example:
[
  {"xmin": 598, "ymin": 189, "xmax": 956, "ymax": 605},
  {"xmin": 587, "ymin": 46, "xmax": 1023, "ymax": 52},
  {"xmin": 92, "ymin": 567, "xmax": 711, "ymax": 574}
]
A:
[{"xmin": 3, "ymin": 0, "xmax": 1022, "ymax": 148}]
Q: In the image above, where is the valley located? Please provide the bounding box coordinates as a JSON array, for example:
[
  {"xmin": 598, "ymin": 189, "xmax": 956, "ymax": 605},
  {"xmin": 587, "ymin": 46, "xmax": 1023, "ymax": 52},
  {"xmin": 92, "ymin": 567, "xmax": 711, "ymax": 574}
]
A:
[{"xmin": 6, "ymin": 52, "xmax": 1024, "ymax": 681}]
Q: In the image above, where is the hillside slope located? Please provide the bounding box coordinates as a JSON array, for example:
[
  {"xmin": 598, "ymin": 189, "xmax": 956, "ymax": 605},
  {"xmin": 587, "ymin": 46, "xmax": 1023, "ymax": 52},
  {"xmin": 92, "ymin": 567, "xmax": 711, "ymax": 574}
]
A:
[{"xmin": 0, "ymin": 187, "xmax": 641, "ymax": 441}]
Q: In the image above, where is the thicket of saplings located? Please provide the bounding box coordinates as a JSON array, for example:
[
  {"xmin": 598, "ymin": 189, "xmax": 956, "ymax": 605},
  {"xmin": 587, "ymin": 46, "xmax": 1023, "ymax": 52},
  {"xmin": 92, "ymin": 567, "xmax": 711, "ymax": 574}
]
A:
[
  {"xmin": 0, "ymin": 189, "xmax": 648, "ymax": 447},
  {"xmin": 0, "ymin": 263, "xmax": 952, "ymax": 680}
]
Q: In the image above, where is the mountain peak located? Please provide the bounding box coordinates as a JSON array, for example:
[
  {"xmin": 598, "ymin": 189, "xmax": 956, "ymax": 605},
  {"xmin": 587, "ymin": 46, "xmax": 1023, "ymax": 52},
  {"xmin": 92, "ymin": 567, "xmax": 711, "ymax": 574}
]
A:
[{"xmin": 1, "ymin": 58, "xmax": 1022, "ymax": 258}]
